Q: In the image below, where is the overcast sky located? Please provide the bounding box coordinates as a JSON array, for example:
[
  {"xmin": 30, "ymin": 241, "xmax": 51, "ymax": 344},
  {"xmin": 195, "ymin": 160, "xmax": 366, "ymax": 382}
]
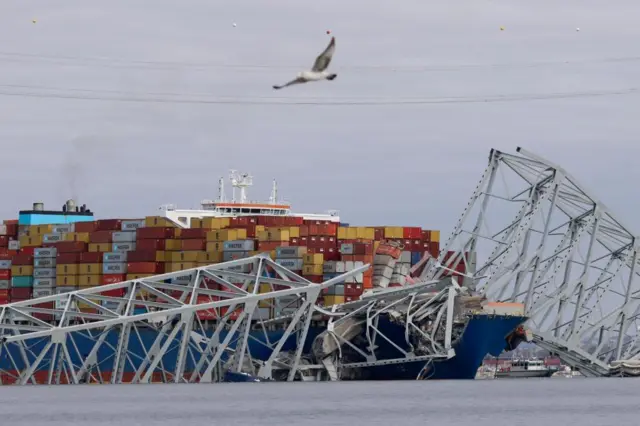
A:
[{"xmin": 1, "ymin": 0, "xmax": 639, "ymax": 240}]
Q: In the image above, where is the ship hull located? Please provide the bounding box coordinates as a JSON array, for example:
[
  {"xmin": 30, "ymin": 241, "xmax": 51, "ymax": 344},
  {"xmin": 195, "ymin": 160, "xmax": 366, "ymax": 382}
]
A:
[{"xmin": 0, "ymin": 314, "xmax": 525, "ymax": 383}]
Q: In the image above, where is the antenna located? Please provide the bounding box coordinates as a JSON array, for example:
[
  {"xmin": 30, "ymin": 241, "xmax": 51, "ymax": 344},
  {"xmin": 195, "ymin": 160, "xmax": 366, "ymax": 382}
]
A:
[
  {"xmin": 229, "ymin": 170, "xmax": 253, "ymax": 203},
  {"xmin": 218, "ymin": 177, "xmax": 225, "ymax": 202},
  {"xmin": 270, "ymin": 179, "xmax": 278, "ymax": 204}
]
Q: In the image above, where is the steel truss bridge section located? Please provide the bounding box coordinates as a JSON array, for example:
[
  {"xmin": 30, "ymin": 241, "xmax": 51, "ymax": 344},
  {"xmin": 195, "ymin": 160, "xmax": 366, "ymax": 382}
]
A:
[
  {"xmin": 422, "ymin": 147, "xmax": 640, "ymax": 377},
  {"xmin": 0, "ymin": 254, "xmax": 368, "ymax": 385},
  {"xmin": 308, "ymin": 280, "xmax": 460, "ymax": 381}
]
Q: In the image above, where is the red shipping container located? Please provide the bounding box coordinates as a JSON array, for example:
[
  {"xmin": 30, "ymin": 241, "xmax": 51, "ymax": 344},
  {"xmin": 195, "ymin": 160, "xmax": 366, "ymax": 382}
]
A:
[
  {"xmin": 137, "ymin": 227, "xmax": 174, "ymax": 240},
  {"xmin": 179, "ymin": 228, "xmax": 207, "ymax": 239},
  {"xmin": 344, "ymin": 283, "xmax": 364, "ymax": 296},
  {"xmin": 75, "ymin": 221, "xmax": 98, "ymax": 233},
  {"xmin": 257, "ymin": 241, "xmax": 288, "ymax": 251},
  {"xmin": 80, "ymin": 252, "xmax": 103, "ymax": 263},
  {"xmin": 0, "ymin": 236, "xmax": 8, "ymax": 247},
  {"xmin": 402, "ymin": 227, "xmax": 422, "ymax": 239},
  {"xmin": 136, "ymin": 239, "xmax": 166, "ymax": 251},
  {"xmin": 127, "ymin": 262, "xmax": 164, "ymax": 274},
  {"xmin": 243, "ymin": 224, "xmax": 259, "ymax": 238},
  {"xmin": 289, "ymin": 238, "xmax": 300, "ymax": 246},
  {"xmin": 181, "ymin": 239, "xmax": 206, "ymax": 251},
  {"xmin": 11, "ymin": 254, "xmax": 33, "ymax": 265},
  {"xmin": 0, "ymin": 289, "xmax": 7, "ymax": 298},
  {"xmin": 428, "ymin": 242, "xmax": 440, "ymax": 257},
  {"xmin": 127, "ymin": 250, "xmax": 163, "ymax": 262},
  {"xmin": 96, "ymin": 219, "xmax": 123, "ymax": 231},
  {"xmin": 49, "ymin": 241, "xmax": 87, "ymax": 253},
  {"xmin": 0, "ymin": 270, "xmax": 10, "ymax": 280},
  {"xmin": 324, "ymin": 248, "xmax": 340, "ymax": 261},
  {"xmin": 57, "ymin": 253, "xmax": 81, "ymax": 263},
  {"xmin": 421, "ymin": 230, "xmax": 432, "ymax": 242},
  {"xmin": 374, "ymin": 228, "xmax": 385, "ymax": 240},
  {"xmin": 19, "ymin": 246, "xmax": 36, "ymax": 256},
  {"xmin": 89, "ymin": 230, "xmax": 113, "ymax": 243},
  {"xmin": 103, "ymin": 288, "xmax": 127, "ymax": 297},
  {"xmin": 10, "ymin": 287, "xmax": 32, "ymax": 299},
  {"xmin": 102, "ymin": 274, "xmax": 127, "ymax": 285},
  {"xmin": 304, "ymin": 275, "xmax": 323, "ymax": 283},
  {"xmin": 0, "ymin": 249, "xmax": 11, "ymax": 260}
]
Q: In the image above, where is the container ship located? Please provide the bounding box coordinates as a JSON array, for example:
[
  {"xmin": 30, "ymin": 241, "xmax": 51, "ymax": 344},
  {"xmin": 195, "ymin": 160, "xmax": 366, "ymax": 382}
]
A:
[{"xmin": 0, "ymin": 171, "xmax": 527, "ymax": 384}]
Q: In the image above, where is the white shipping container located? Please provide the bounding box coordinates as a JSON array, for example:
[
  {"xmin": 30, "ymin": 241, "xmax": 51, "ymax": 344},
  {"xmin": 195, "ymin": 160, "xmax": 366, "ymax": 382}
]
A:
[
  {"xmin": 43, "ymin": 233, "xmax": 64, "ymax": 243},
  {"xmin": 0, "ymin": 224, "xmax": 6, "ymax": 235},
  {"xmin": 56, "ymin": 286, "xmax": 76, "ymax": 294},
  {"xmin": 8, "ymin": 240, "xmax": 20, "ymax": 250},
  {"xmin": 112, "ymin": 242, "xmax": 136, "ymax": 252},
  {"xmin": 374, "ymin": 276, "xmax": 390, "ymax": 289},
  {"xmin": 52, "ymin": 224, "xmax": 74, "ymax": 233},
  {"xmin": 121, "ymin": 219, "xmax": 146, "ymax": 231},
  {"xmin": 275, "ymin": 258, "xmax": 304, "ymax": 270},
  {"xmin": 275, "ymin": 246, "xmax": 307, "ymax": 258},
  {"xmin": 373, "ymin": 265, "xmax": 394, "ymax": 279},
  {"xmin": 103, "ymin": 262, "xmax": 127, "ymax": 274},
  {"xmin": 253, "ymin": 307, "xmax": 273, "ymax": 321},
  {"xmin": 0, "ymin": 260, "xmax": 11, "ymax": 269},
  {"xmin": 34, "ymin": 278, "xmax": 55, "ymax": 287},
  {"xmin": 340, "ymin": 243, "xmax": 354, "ymax": 255},
  {"xmin": 103, "ymin": 252, "xmax": 127, "ymax": 263},
  {"xmin": 223, "ymin": 240, "xmax": 255, "ymax": 252},
  {"xmin": 335, "ymin": 261, "xmax": 346, "ymax": 273},
  {"xmin": 226, "ymin": 264, "xmax": 252, "ymax": 273},
  {"xmin": 33, "ymin": 288, "xmax": 53, "ymax": 298},
  {"xmin": 0, "ymin": 280, "xmax": 9, "ymax": 289},
  {"xmin": 34, "ymin": 258, "xmax": 56, "ymax": 268},
  {"xmin": 171, "ymin": 274, "xmax": 193, "ymax": 285},
  {"xmin": 400, "ymin": 251, "xmax": 412, "ymax": 263},
  {"xmin": 112, "ymin": 231, "xmax": 136, "ymax": 243},
  {"xmin": 34, "ymin": 247, "xmax": 57, "ymax": 259},
  {"xmin": 33, "ymin": 268, "xmax": 56, "ymax": 278},
  {"xmin": 323, "ymin": 261, "xmax": 337, "ymax": 273}
]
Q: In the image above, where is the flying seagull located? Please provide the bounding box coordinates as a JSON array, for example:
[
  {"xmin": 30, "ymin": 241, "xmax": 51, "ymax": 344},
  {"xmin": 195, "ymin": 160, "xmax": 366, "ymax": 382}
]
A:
[{"xmin": 273, "ymin": 37, "xmax": 337, "ymax": 90}]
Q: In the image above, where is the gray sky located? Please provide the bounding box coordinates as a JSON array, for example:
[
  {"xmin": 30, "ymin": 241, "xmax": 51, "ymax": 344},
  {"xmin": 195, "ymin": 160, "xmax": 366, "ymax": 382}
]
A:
[{"xmin": 1, "ymin": 0, "xmax": 639, "ymax": 240}]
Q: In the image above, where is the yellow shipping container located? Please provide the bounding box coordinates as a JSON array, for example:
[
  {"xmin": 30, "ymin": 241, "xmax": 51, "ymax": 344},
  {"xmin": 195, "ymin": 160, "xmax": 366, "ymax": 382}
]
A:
[
  {"xmin": 384, "ymin": 227, "xmax": 404, "ymax": 239},
  {"xmin": 11, "ymin": 265, "xmax": 34, "ymax": 276},
  {"xmin": 337, "ymin": 227, "xmax": 348, "ymax": 240},
  {"xmin": 303, "ymin": 253, "xmax": 324, "ymax": 265},
  {"xmin": 356, "ymin": 227, "xmax": 375, "ymax": 240},
  {"xmin": 269, "ymin": 230, "xmax": 290, "ymax": 242},
  {"xmin": 89, "ymin": 243, "xmax": 112, "ymax": 252},
  {"xmin": 77, "ymin": 297, "xmax": 102, "ymax": 310},
  {"xmin": 166, "ymin": 262, "xmax": 197, "ymax": 273},
  {"xmin": 78, "ymin": 274, "xmax": 101, "ymax": 287},
  {"xmin": 303, "ymin": 264, "xmax": 323, "ymax": 276},
  {"xmin": 57, "ymin": 264, "xmax": 79, "ymax": 275},
  {"xmin": 165, "ymin": 239, "xmax": 182, "ymax": 251},
  {"xmin": 63, "ymin": 232, "xmax": 90, "ymax": 243},
  {"xmin": 190, "ymin": 218, "xmax": 203, "ymax": 228},
  {"xmin": 431, "ymin": 230, "xmax": 440, "ymax": 243},
  {"xmin": 324, "ymin": 295, "xmax": 345, "ymax": 306},
  {"xmin": 374, "ymin": 241, "xmax": 381, "ymax": 254},
  {"xmin": 206, "ymin": 229, "xmax": 246, "ymax": 242},
  {"xmin": 205, "ymin": 242, "xmax": 224, "ymax": 253},
  {"xmin": 168, "ymin": 251, "xmax": 201, "ymax": 262},
  {"xmin": 197, "ymin": 251, "xmax": 223, "ymax": 263},
  {"xmin": 19, "ymin": 235, "xmax": 43, "ymax": 247},
  {"xmin": 126, "ymin": 273, "xmax": 155, "ymax": 280},
  {"xmin": 270, "ymin": 227, "xmax": 300, "ymax": 238},
  {"xmin": 269, "ymin": 250, "xmax": 277, "ymax": 260},
  {"xmin": 256, "ymin": 231, "xmax": 270, "ymax": 242},
  {"xmin": 173, "ymin": 228, "xmax": 183, "ymax": 238},
  {"xmin": 28, "ymin": 224, "xmax": 54, "ymax": 236},
  {"xmin": 79, "ymin": 263, "xmax": 102, "ymax": 275},
  {"xmin": 56, "ymin": 275, "xmax": 78, "ymax": 286},
  {"xmin": 346, "ymin": 227, "xmax": 358, "ymax": 239},
  {"xmin": 258, "ymin": 284, "xmax": 274, "ymax": 308},
  {"xmin": 145, "ymin": 216, "xmax": 177, "ymax": 228},
  {"xmin": 201, "ymin": 217, "xmax": 230, "ymax": 229}
]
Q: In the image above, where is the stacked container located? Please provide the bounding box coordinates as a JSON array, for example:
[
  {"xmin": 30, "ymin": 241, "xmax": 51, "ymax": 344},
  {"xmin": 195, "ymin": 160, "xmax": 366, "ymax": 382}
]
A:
[
  {"xmin": 33, "ymin": 247, "xmax": 56, "ymax": 298},
  {"xmin": 274, "ymin": 246, "xmax": 306, "ymax": 273},
  {"xmin": 302, "ymin": 253, "xmax": 323, "ymax": 283}
]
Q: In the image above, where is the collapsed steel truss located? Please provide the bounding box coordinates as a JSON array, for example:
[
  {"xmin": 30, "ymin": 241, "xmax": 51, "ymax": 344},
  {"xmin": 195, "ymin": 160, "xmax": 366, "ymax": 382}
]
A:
[
  {"xmin": 0, "ymin": 254, "xmax": 368, "ymax": 385},
  {"xmin": 423, "ymin": 147, "xmax": 640, "ymax": 376}
]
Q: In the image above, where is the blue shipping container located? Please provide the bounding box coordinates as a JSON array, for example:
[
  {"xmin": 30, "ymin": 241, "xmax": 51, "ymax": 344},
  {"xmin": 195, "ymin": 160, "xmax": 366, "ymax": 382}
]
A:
[
  {"xmin": 11, "ymin": 276, "xmax": 34, "ymax": 288},
  {"xmin": 411, "ymin": 252, "xmax": 423, "ymax": 266}
]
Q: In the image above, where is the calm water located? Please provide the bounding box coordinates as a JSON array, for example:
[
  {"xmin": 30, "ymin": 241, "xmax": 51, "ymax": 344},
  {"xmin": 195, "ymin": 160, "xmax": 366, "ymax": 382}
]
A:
[{"xmin": 0, "ymin": 378, "xmax": 636, "ymax": 425}]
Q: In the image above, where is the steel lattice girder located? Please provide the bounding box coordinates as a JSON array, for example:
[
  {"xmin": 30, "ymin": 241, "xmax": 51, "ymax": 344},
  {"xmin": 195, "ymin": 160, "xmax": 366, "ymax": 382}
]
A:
[
  {"xmin": 422, "ymin": 147, "xmax": 640, "ymax": 376},
  {"xmin": 0, "ymin": 254, "xmax": 369, "ymax": 385}
]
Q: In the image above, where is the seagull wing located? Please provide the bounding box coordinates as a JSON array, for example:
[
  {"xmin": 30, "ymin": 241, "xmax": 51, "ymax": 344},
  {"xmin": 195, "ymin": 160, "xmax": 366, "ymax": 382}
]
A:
[
  {"xmin": 273, "ymin": 77, "xmax": 305, "ymax": 90},
  {"xmin": 311, "ymin": 37, "xmax": 336, "ymax": 72}
]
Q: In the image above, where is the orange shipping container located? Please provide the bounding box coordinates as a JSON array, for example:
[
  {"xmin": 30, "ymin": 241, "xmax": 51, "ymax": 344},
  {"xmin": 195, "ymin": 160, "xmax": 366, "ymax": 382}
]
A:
[{"xmin": 181, "ymin": 239, "xmax": 206, "ymax": 251}]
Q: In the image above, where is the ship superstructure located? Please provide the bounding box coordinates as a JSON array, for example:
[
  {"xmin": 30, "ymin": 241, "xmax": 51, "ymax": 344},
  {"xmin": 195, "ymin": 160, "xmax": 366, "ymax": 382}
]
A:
[{"xmin": 161, "ymin": 170, "xmax": 340, "ymax": 228}]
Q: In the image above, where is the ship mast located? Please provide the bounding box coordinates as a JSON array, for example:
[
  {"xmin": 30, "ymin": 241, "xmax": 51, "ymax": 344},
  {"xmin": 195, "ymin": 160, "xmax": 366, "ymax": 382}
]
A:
[
  {"xmin": 229, "ymin": 170, "xmax": 253, "ymax": 203},
  {"xmin": 270, "ymin": 179, "xmax": 278, "ymax": 204}
]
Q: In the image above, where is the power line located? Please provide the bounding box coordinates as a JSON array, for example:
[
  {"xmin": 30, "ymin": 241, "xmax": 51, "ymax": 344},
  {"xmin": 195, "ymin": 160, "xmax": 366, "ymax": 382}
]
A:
[
  {"xmin": 2, "ymin": 50, "xmax": 640, "ymax": 73},
  {"xmin": 0, "ymin": 85, "xmax": 637, "ymax": 106}
]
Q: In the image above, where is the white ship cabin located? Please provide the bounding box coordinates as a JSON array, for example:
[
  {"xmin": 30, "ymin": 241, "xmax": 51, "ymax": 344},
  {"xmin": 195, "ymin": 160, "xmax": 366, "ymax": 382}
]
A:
[{"xmin": 160, "ymin": 170, "xmax": 340, "ymax": 228}]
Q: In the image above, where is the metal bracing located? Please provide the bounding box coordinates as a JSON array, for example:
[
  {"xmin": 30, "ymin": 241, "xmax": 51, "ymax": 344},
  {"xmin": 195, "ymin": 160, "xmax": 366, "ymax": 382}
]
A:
[
  {"xmin": 0, "ymin": 254, "xmax": 368, "ymax": 385},
  {"xmin": 422, "ymin": 147, "xmax": 640, "ymax": 375},
  {"xmin": 309, "ymin": 280, "xmax": 460, "ymax": 380}
]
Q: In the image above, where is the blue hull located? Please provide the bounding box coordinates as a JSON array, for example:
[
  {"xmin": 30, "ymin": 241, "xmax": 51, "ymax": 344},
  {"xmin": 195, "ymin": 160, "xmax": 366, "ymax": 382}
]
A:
[{"xmin": 0, "ymin": 314, "xmax": 525, "ymax": 381}]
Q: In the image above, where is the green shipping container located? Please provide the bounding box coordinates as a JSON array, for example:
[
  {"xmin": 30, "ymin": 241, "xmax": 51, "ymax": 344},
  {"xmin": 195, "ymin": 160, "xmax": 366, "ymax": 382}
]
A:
[{"xmin": 11, "ymin": 276, "xmax": 34, "ymax": 288}]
